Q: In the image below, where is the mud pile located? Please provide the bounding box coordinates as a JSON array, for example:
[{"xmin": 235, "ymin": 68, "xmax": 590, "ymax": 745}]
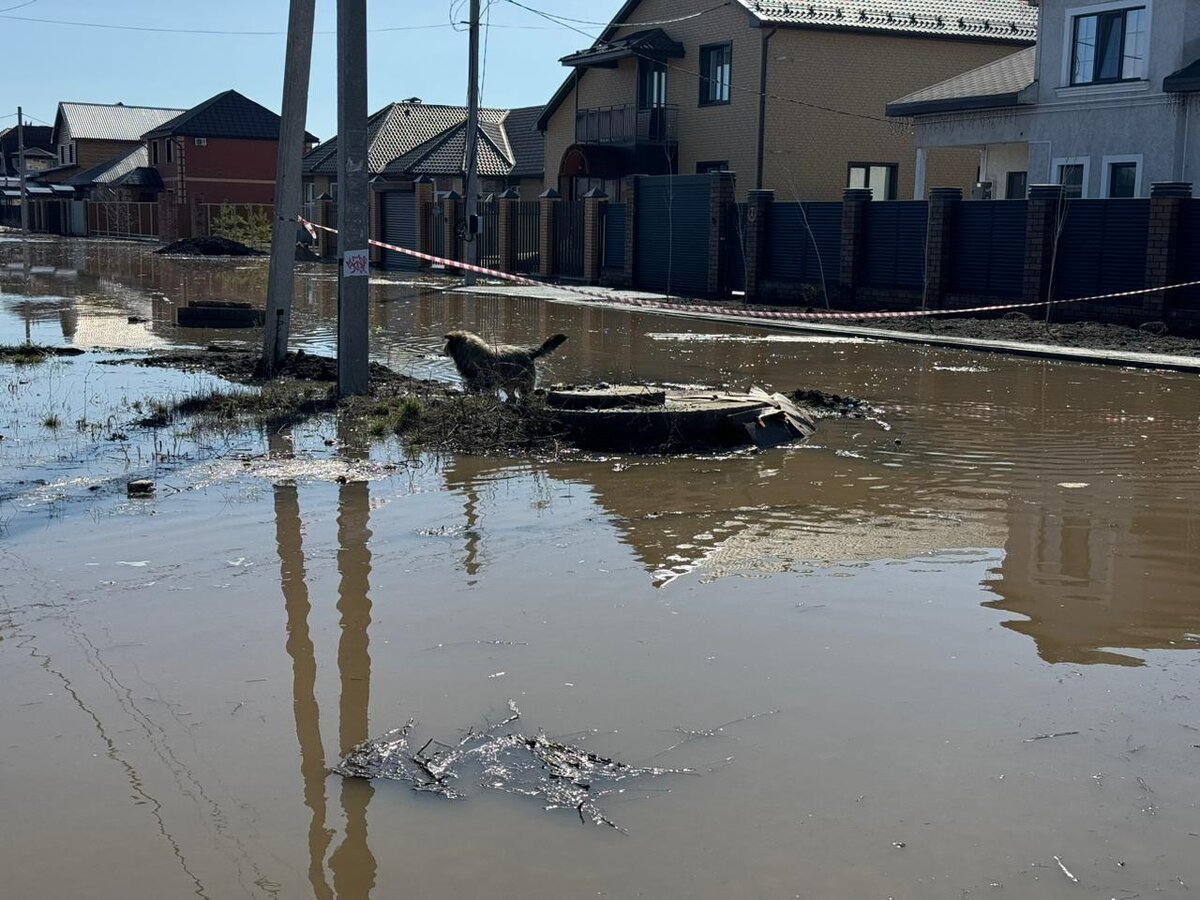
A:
[{"xmin": 155, "ymin": 236, "xmax": 267, "ymax": 257}]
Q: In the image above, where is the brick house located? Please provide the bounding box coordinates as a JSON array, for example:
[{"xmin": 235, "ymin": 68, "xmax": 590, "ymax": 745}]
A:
[
  {"xmin": 39, "ymin": 101, "xmax": 184, "ymax": 184},
  {"xmin": 538, "ymin": 0, "xmax": 1038, "ymax": 201},
  {"xmin": 302, "ymin": 100, "xmax": 544, "ymax": 205},
  {"xmin": 141, "ymin": 89, "xmax": 318, "ymax": 206},
  {"xmin": 888, "ymin": 0, "xmax": 1200, "ymax": 199}
]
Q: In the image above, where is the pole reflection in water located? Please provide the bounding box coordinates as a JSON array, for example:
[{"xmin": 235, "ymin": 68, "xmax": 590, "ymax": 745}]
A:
[
  {"xmin": 330, "ymin": 423, "xmax": 377, "ymax": 899},
  {"xmin": 271, "ymin": 427, "xmax": 377, "ymax": 898}
]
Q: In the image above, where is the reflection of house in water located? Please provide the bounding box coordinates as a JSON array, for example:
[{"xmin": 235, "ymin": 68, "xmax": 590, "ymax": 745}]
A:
[
  {"xmin": 985, "ymin": 481, "xmax": 1200, "ymax": 667},
  {"xmin": 270, "ymin": 430, "xmax": 376, "ymax": 898}
]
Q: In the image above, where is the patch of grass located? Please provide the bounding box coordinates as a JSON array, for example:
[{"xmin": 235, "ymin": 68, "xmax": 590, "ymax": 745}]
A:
[
  {"xmin": 42, "ymin": 413, "xmax": 61, "ymax": 429},
  {"xmin": 0, "ymin": 344, "xmax": 84, "ymax": 365},
  {"xmin": 135, "ymin": 381, "xmax": 338, "ymax": 434},
  {"xmin": 399, "ymin": 393, "xmax": 564, "ymax": 455},
  {"xmin": 367, "ymin": 396, "xmax": 425, "ymax": 438}
]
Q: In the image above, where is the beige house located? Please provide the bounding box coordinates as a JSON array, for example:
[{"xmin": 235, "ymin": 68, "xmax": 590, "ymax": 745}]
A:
[{"xmin": 537, "ymin": 0, "xmax": 1038, "ymax": 201}]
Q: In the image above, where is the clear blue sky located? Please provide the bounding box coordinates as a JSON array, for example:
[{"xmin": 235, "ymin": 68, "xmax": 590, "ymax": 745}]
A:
[{"xmin": 0, "ymin": 0, "xmax": 625, "ymax": 140}]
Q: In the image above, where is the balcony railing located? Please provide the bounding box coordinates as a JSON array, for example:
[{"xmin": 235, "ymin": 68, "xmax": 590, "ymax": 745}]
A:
[{"xmin": 575, "ymin": 104, "xmax": 678, "ymax": 146}]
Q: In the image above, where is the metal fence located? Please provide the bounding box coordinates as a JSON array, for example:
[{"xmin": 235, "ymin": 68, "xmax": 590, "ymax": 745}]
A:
[
  {"xmin": 862, "ymin": 201, "xmax": 928, "ymax": 291},
  {"xmin": 477, "ymin": 200, "xmax": 499, "ymax": 270},
  {"xmin": 949, "ymin": 201, "xmax": 1027, "ymax": 298},
  {"xmin": 765, "ymin": 202, "xmax": 842, "ymax": 285},
  {"xmin": 604, "ymin": 202, "xmax": 626, "ymax": 270},
  {"xmin": 554, "ymin": 201, "xmax": 585, "ymax": 278},
  {"xmin": 1054, "ymin": 199, "xmax": 1149, "ymax": 300},
  {"xmin": 515, "ymin": 200, "xmax": 540, "ymax": 273},
  {"xmin": 87, "ymin": 201, "xmax": 159, "ymax": 240},
  {"xmin": 425, "ymin": 202, "xmax": 444, "ymax": 260},
  {"xmin": 723, "ymin": 202, "xmax": 747, "ymax": 293}
]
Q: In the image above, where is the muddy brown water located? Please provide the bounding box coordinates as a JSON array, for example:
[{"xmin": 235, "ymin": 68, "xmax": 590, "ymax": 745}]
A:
[{"xmin": 2, "ymin": 238, "xmax": 1199, "ymax": 898}]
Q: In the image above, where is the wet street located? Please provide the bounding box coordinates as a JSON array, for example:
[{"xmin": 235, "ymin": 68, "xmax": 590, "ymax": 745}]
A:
[{"xmin": 2, "ymin": 237, "xmax": 1199, "ymax": 899}]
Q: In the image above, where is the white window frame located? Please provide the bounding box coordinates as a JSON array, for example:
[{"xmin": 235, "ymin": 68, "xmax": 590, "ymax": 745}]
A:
[
  {"xmin": 1061, "ymin": 0, "xmax": 1152, "ymax": 88},
  {"xmin": 1100, "ymin": 153, "xmax": 1143, "ymax": 197},
  {"xmin": 1053, "ymin": 156, "xmax": 1092, "ymax": 198},
  {"xmin": 194, "ymin": 137, "xmax": 207, "ymax": 147}
]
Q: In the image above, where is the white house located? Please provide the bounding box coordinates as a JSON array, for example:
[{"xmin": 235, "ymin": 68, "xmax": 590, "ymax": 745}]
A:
[{"xmin": 887, "ymin": 0, "xmax": 1200, "ymax": 199}]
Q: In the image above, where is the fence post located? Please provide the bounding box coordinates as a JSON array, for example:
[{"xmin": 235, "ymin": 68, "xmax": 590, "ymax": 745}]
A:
[
  {"xmin": 157, "ymin": 195, "xmax": 177, "ymax": 242},
  {"xmin": 497, "ymin": 188, "xmax": 518, "ymax": 273},
  {"xmin": 745, "ymin": 189, "xmax": 774, "ymax": 303},
  {"xmin": 413, "ymin": 176, "xmax": 434, "ymax": 257},
  {"xmin": 1146, "ymin": 181, "xmax": 1191, "ymax": 323},
  {"xmin": 316, "ymin": 193, "xmax": 335, "ymax": 257},
  {"xmin": 924, "ymin": 187, "xmax": 961, "ymax": 307},
  {"xmin": 582, "ymin": 187, "xmax": 607, "ymax": 285},
  {"xmin": 621, "ymin": 176, "xmax": 637, "ymax": 289},
  {"xmin": 368, "ymin": 177, "xmax": 383, "ymax": 265},
  {"xmin": 539, "ymin": 188, "xmax": 560, "ymax": 278},
  {"xmin": 840, "ymin": 187, "xmax": 872, "ymax": 294},
  {"xmin": 1023, "ymin": 184, "xmax": 1066, "ymax": 304},
  {"xmin": 708, "ymin": 171, "xmax": 737, "ymax": 296},
  {"xmin": 442, "ymin": 190, "xmax": 462, "ymax": 267}
]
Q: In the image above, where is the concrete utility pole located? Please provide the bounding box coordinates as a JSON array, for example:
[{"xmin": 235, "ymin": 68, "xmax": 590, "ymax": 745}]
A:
[
  {"xmin": 17, "ymin": 107, "xmax": 29, "ymax": 240},
  {"xmin": 463, "ymin": 0, "xmax": 481, "ymax": 285},
  {"xmin": 260, "ymin": 0, "xmax": 316, "ymax": 376},
  {"xmin": 336, "ymin": 0, "xmax": 370, "ymax": 396}
]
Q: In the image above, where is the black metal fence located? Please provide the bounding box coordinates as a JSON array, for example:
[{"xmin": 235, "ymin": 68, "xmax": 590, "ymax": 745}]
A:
[
  {"xmin": 554, "ymin": 201, "xmax": 585, "ymax": 278},
  {"xmin": 765, "ymin": 202, "xmax": 842, "ymax": 285},
  {"xmin": 477, "ymin": 200, "xmax": 499, "ymax": 270},
  {"xmin": 604, "ymin": 202, "xmax": 626, "ymax": 270},
  {"xmin": 515, "ymin": 200, "xmax": 540, "ymax": 273},
  {"xmin": 425, "ymin": 202, "xmax": 444, "ymax": 260},
  {"xmin": 949, "ymin": 200, "xmax": 1027, "ymax": 298},
  {"xmin": 723, "ymin": 203, "xmax": 747, "ymax": 293},
  {"xmin": 863, "ymin": 201, "xmax": 928, "ymax": 291},
  {"xmin": 1054, "ymin": 199, "xmax": 1149, "ymax": 300}
]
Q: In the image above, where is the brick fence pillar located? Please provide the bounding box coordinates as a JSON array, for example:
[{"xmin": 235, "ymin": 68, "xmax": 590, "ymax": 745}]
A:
[
  {"xmin": 413, "ymin": 176, "xmax": 434, "ymax": 257},
  {"xmin": 744, "ymin": 188, "xmax": 774, "ymax": 303},
  {"xmin": 442, "ymin": 190, "xmax": 462, "ymax": 268},
  {"xmin": 497, "ymin": 187, "xmax": 518, "ymax": 273},
  {"xmin": 316, "ymin": 194, "xmax": 335, "ymax": 258},
  {"xmin": 539, "ymin": 188, "xmax": 560, "ymax": 278},
  {"xmin": 368, "ymin": 180, "xmax": 382, "ymax": 265},
  {"xmin": 1023, "ymin": 184, "xmax": 1066, "ymax": 304},
  {"xmin": 839, "ymin": 187, "xmax": 872, "ymax": 292},
  {"xmin": 582, "ymin": 187, "xmax": 607, "ymax": 285},
  {"xmin": 924, "ymin": 186, "xmax": 962, "ymax": 307},
  {"xmin": 1146, "ymin": 181, "xmax": 1192, "ymax": 322},
  {"xmin": 708, "ymin": 170, "xmax": 737, "ymax": 296},
  {"xmin": 620, "ymin": 176, "xmax": 637, "ymax": 289}
]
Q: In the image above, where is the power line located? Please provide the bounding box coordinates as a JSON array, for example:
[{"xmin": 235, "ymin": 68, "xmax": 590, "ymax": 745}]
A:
[
  {"xmin": 0, "ymin": 0, "xmax": 38, "ymax": 13},
  {"xmin": 504, "ymin": 0, "xmax": 897, "ymax": 126},
  {"xmin": 0, "ymin": 12, "xmax": 458, "ymax": 35},
  {"xmin": 505, "ymin": 1, "xmax": 732, "ymax": 28}
]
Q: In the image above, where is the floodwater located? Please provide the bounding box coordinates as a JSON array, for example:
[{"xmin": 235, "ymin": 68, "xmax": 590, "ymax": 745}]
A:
[{"xmin": 2, "ymin": 237, "xmax": 1200, "ymax": 899}]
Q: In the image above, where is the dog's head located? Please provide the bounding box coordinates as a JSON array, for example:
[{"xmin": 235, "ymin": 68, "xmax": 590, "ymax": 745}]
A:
[{"xmin": 442, "ymin": 331, "xmax": 469, "ymax": 360}]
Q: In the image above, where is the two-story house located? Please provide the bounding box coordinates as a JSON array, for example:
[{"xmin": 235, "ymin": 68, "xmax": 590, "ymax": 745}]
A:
[
  {"xmin": 888, "ymin": 0, "xmax": 1200, "ymax": 198},
  {"xmin": 0, "ymin": 125, "xmax": 55, "ymax": 177},
  {"xmin": 39, "ymin": 101, "xmax": 184, "ymax": 184},
  {"xmin": 141, "ymin": 89, "xmax": 318, "ymax": 206},
  {"xmin": 537, "ymin": 0, "xmax": 1038, "ymax": 201}
]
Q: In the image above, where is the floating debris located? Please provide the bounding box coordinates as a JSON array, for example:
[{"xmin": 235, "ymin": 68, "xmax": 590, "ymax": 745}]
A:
[
  {"xmin": 331, "ymin": 701, "xmax": 696, "ymax": 832},
  {"xmin": 1024, "ymin": 730, "xmax": 1080, "ymax": 742},
  {"xmin": 1052, "ymin": 854, "xmax": 1080, "ymax": 884}
]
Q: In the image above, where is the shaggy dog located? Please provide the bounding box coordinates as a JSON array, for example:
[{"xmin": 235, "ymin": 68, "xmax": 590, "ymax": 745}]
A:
[{"xmin": 442, "ymin": 331, "xmax": 568, "ymax": 399}]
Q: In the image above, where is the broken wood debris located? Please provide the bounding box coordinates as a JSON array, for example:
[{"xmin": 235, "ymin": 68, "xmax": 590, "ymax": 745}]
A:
[{"xmin": 1023, "ymin": 730, "xmax": 1080, "ymax": 742}]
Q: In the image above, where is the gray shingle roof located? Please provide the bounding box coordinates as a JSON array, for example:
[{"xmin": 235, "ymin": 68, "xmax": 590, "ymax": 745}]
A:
[
  {"xmin": 141, "ymin": 90, "xmax": 318, "ymax": 142},
  {"xmin": 742, "ymin": 0, "xmax": 1038, "ymax": 41},
  {"xmin": 306, "ymin": 102, "xmax": 544, "ymax": 180},
  {"xmin": 886, "ymin": 45, "xmax": 1035, "ymax": 116},
  {"xmin": 56, "ymin": 102, "xmax": 185, "ymax": 143},
  {"xmin": 65, "ymin": 145, "xmax": 150, "ymax": 186}
]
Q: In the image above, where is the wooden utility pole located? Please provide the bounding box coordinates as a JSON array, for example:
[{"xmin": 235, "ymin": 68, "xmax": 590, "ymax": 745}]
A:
[
  {"xmin": 260, "ymin": 0, "xmax": 316, "ymax": 375},
  {"xmin": 336, "ymin": 0, "xmax": 370, "ymax": 396},
  {"xmin": 463, "ymin": 0, "xmax": 481, "ymax": 285}
]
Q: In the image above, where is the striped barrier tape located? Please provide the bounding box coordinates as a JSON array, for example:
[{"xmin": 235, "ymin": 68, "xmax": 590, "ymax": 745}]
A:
[{"xmin": 299, "ymin": 217, "xmax": 1200, "ymax": 323}]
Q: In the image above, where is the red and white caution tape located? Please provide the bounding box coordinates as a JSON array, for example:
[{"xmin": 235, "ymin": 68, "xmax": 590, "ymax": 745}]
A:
[{"xmin": 300, "ymin": 216, "xmax": 1200, "ymax": 323}]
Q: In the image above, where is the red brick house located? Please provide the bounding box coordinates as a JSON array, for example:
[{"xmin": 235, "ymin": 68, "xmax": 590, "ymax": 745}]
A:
[{"xmin": 141, "ymin": 89, "xmax": 318, "ymax": 206}]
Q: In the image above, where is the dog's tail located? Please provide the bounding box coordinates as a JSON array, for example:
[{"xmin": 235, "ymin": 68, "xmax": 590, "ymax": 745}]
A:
[{"xmin": 530, "ymin": 333, "xmax": 568, "ymax": 359}]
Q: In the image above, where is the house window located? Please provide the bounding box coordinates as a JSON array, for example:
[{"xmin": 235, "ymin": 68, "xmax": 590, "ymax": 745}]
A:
[
  {"xmin": 638, "ymin": 59, "xmax": 668, "ymax": 109},
  {"xmin": 699, "ymin": 43, "xmax": 731, "ymax": 105},
  {"xmin": 329, "ymin": 180, "xmax": 338, "ymax": 199},
  {"xmin": 1057, "ymin": 162, "xmax": 1086, "ymax": 198},
  {"xmin": 847, "ymin": 162, "xmax": 897, "ymax": 200},
  {"xmin": 150, "ymin": 141, "xmax": 159, "ymax": 165},
  {"xmin": 1102, "ymin": 156, "xmax": 1142, "ymax": 197},
  {"xmin": 304, "ymin": 181, "xmax": 315, "ymax": 203},
  {"xmin": 194, "ymin": 137, "xmax": 207, "ymax": 147},
  {"xmin": 1005, "ymin": 171, "xmax": 1028, "ymax": 199},
  {"xmin": 696, "ymin": 161, "xmax": 729, "ymax": 174},
  {"xmin": 165, "ymin": 140, "xmax": 173, "ymax": 163},
  {"xmin": 1070, "ymin": 6, "xmax": 1148, "ymax": 85}
]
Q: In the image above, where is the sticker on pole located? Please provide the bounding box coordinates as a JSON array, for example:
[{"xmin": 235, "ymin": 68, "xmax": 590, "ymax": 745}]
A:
[{"xmin": 343, "ymin": 248, "xmax": 369, "ymax": 277}]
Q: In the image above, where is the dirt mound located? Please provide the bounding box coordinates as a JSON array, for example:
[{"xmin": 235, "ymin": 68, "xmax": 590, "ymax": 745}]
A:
[
  {"xmin": 113, "ymin": 347, "xmax": 414, "ymax": 387},
  {"xmin": 156, "ymin": 236, "xmax": 267, "ymax": 257}
]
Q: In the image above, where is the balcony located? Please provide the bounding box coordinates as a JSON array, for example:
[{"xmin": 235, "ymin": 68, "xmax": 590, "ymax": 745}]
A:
[{"xmin": 575, "ymin": 104, "xmax": 678, "ymax": 146}]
